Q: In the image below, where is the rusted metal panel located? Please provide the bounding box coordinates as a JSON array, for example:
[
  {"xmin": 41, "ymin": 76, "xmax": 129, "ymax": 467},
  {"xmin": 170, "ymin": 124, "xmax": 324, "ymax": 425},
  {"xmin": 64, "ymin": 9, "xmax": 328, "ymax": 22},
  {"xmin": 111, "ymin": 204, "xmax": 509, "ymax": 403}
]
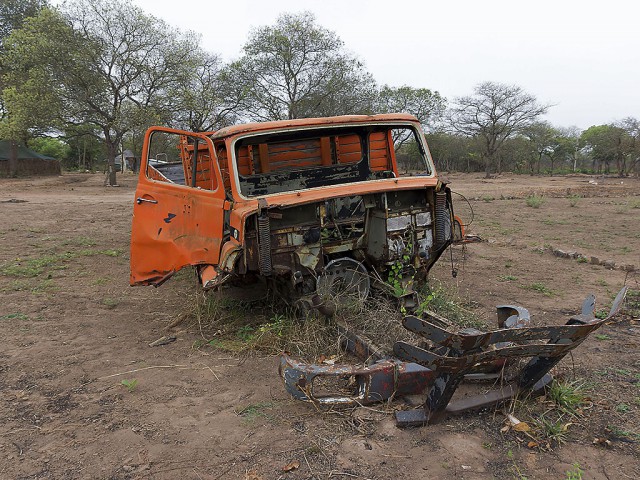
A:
[
  {"xmin": 394, "ymin": 287, "xmax": 627, "ymax": 426},
  {"xmin": 279, "ymin": 288, "xmax": 628, "ymax": 428},
  {"xmin": 279, "ymin": 355, "xmax": 434, "ymax": 406}
]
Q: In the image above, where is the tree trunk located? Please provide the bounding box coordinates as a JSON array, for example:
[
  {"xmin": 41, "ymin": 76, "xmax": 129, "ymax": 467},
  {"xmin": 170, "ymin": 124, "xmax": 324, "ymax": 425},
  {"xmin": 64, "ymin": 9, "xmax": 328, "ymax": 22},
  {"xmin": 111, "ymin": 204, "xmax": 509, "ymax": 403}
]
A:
[
  {"xmin": 484, "ymin": 156, "xmax": 491, "ymax": 178},
  {"xmin": 106, "ymin": 140, "xmax": 118, "ymax": 186},
  {"xmin": 8, "ymin": 140, "xmax": 18, "ymax": 177}
]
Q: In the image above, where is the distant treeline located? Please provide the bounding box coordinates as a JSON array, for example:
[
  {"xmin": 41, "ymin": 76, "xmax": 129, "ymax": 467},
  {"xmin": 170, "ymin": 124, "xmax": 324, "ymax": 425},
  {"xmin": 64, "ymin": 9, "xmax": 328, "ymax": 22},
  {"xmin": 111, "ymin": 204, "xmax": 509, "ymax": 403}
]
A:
[{"xmin": 1, "ymin": 1, "xmax": 638, "ymax": 181}]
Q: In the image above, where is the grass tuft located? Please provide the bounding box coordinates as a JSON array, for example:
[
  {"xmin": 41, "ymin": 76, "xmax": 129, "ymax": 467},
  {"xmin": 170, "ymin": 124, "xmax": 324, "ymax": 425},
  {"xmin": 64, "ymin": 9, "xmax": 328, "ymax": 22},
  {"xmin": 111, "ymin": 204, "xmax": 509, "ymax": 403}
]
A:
[
  {"xmin": 527, "ymin": 282, "xmax": 554, "ymax": 296},
  {"xmin": 526, "ymin": 194, "xmax": 545, "ymax": 208},
  {"xmin": 548, "ymin": 379, "xmax": 589, "ymax": 416}
]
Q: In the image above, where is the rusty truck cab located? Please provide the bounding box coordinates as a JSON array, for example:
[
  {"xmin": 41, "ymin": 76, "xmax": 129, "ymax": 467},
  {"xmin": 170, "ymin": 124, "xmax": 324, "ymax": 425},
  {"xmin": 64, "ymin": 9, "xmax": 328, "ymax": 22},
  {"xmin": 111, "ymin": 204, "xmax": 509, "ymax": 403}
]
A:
[{"xmin": 131, "ymin": 114, "xmax": 455, "ymax": 305}]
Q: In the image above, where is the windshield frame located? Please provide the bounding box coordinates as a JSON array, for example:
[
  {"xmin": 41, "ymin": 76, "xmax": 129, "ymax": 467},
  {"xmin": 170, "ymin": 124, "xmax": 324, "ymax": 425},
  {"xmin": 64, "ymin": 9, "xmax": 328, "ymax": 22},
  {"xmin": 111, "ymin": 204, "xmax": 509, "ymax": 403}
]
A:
[{"xmin": 228, "ymin": 121, "xmax": 435, "ymax": 200}]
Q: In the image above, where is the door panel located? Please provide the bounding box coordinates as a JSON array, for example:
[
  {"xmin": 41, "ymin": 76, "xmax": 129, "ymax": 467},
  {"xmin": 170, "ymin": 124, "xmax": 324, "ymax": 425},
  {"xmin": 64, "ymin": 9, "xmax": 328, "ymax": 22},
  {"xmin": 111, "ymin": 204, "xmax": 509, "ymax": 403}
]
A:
[{"xmin": 130, "ymin": 127, "xmax": 226, "ymax": 286}]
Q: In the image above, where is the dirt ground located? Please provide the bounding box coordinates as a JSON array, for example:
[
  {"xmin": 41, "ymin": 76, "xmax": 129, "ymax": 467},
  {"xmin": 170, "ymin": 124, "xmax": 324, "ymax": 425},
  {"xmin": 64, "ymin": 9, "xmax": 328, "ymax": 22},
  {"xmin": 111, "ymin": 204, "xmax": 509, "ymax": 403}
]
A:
[{"xmin": 1, "ymin": 171, "xmax": 639, "ymax": 479}]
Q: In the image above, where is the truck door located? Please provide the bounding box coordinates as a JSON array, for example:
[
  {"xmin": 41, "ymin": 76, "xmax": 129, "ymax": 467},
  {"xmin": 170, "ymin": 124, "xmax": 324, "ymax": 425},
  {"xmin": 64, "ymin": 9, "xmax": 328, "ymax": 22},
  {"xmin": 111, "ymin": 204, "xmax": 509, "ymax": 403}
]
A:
[{"xmin": 130, "ymin": 127, "xmax": 226, "ymax": 286}]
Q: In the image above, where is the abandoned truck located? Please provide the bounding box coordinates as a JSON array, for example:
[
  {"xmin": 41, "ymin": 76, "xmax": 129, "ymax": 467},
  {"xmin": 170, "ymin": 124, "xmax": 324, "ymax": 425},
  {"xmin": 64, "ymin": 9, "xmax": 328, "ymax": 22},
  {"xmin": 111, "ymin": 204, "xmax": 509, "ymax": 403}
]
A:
[
  {"xmin": 130, "ymin": 114, "xmax": 627, "ymax": 426},
  {"xmin": 130, "ymin": 114, "xmax": 457, "ymax": 307}
]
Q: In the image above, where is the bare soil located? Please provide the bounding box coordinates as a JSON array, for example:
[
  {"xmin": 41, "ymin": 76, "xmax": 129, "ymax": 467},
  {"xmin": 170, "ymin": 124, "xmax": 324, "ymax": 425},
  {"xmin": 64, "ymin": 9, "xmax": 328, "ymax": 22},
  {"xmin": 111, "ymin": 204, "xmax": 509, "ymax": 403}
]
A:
[{"xmin": 1, "ymin": 172, "xmax": 639, "ymax": 479}]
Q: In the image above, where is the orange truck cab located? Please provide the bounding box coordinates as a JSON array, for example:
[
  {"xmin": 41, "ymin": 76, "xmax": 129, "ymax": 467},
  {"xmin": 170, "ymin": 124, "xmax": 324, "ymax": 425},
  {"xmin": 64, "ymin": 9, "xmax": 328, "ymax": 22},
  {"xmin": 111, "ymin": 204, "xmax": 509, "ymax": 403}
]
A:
[{"xmin": 130, "ymin": 114, "xmax": 457, "ymax": 307}]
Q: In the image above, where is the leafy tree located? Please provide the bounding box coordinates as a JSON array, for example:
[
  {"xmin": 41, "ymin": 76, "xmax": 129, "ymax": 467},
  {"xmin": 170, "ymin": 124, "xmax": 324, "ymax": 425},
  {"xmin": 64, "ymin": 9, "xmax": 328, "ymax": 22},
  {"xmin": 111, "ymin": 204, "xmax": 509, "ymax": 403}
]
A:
[
  {"xmin": 0, "ymin": 7, "xmax": 67, "ymax": 176},
  {"xmin": 2, "ymin": 0, "xmax": 205, "ymax": 184},
  {"xmin": 426, "ymin": 133, "xmax": 482, "ymax": 172},
  {"xmin": 448, "ymin": 81, "xmax": 549, "ymax": 177},
  {"xmin": 227, "ymin": 12, "xmax": 377, "ymax": 121},
  {"xmin": 495, "ymin": 136, "xmax": 534, "ymax": 174},
  {"xmin": 28, "ymin": 137, "xmax": 71, "ymax": 161},
  {"xmin": 65, "ymin": 125, "xmax": 105, "ymax": 170},
  {"xmin": 617, "ymin": 117, "xmax": 640, "ymax": 175},
  {"xmin": 376, "ymin": 85, "xmax": 446, "ymax": 130},
  {"xmin": 0, "ymin": 0, "xmax": 48, "ymax": 44},
  {"xmin": 524, "ymin": 122, "xmax": 556, "ymax": 174},
  {"xmin": 580, "ymin": 124, "xmax": 628, "ymax": 175}
]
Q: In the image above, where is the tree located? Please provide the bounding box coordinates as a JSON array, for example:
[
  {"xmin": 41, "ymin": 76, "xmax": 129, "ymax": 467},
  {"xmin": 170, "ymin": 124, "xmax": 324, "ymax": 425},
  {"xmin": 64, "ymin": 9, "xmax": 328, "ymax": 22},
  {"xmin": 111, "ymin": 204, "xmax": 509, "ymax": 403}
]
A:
[
  {"xmin": 63, "ymin": 0, "xmax": 206, "ymax": 185},
  {"xmin": 0, "ymin": 0, "xmax": 48, "ymax": 44},
  {"xmin": 524, "ymin": 122, "xmax": 556, "ymax": 174},
  {"xmin": 28, "ymin": 136, "xmax": 71, "ymax": 163},
  {"xmin": 617, "ymin": 117, "xmax": 640, "ymax": 175},
  {"xmin": 425, "ymin": 133, "xmax": 482, "ymax": 172},
  {"xmin": 580, "ymin": 124, "xmax": 629, "ymax": 175},
  {"xmin": 228, "ymin": 12, "xmax": 377, "ymax": 121},
  {"xmin": 376, "ymin": 85, "xmax": 446, "ymax": 130},
  {"xmin": 0, "ymin": 0, "xmax": 50, "ymax": 176},
  {"xmin": 169, "ymin": 53, "xmax": 240, "ymax": 132},
  {"xmin": 2, "ymin": 0, "xmax": 206, "ymax": 185},
  {"xmin": 0, "ymin": 7, "xmax": 68, "ymax": 176},
  {"xmin": 448, "ymin": 82, "xmax": 549, "ymax": 177}
]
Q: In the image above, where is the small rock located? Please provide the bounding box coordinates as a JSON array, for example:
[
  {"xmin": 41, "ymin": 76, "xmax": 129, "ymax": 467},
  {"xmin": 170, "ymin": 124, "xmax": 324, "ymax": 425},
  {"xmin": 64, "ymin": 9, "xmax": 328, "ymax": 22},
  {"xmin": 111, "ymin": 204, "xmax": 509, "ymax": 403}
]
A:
[
  {"xmin": 122, "ymin": 465, "xmax": 134, "ymax": 472},
  {"xmin": 621, "ymin": 264, "xmax": 636, "ymax": 272},
  {"xmin": 590, "ymin": 256, "xmax": 601, "ymax": 265},
  {"xmin": 603, "ymin": 260, "xmax": 616, "ymax": 270}
]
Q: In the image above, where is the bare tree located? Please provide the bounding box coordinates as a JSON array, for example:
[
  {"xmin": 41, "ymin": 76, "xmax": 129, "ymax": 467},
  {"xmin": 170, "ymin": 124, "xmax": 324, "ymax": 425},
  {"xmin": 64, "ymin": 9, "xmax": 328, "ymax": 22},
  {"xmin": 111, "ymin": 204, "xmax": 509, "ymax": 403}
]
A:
[
  {"xmin": 62, "ymin": 0, "xmax": 206, "ymax": 185},
  {"xmin": 169, "ymin": 53, "xmax": 241, "ymax": 132},
  {"xmin": 448, "ymin": 82, "xmax": 549, "ymax": 177}
]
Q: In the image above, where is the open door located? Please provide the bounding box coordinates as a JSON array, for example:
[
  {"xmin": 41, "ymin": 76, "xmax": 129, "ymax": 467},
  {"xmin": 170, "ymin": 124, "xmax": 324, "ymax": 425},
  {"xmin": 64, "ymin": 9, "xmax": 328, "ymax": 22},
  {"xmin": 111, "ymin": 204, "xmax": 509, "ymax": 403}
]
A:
[{"xmin": 130, "ymin": 127, "xmax": 226, "ymax": 286}]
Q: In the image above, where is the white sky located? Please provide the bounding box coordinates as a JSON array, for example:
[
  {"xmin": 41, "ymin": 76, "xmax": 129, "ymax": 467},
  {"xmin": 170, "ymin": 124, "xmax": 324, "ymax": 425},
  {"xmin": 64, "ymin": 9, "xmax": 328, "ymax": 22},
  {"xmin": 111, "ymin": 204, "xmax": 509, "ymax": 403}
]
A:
[{"xmin": 132, "ymin": 0, "xmax": 639, "ymax": 129}]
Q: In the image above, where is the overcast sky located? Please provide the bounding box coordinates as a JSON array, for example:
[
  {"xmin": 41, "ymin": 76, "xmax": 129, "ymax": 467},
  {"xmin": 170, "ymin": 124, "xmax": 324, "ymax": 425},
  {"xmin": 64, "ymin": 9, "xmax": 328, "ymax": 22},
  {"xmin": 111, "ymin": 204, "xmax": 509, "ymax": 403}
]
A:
[{"xmin": 129, "ymin": 0, "xmax": 639, "ymax": 130}]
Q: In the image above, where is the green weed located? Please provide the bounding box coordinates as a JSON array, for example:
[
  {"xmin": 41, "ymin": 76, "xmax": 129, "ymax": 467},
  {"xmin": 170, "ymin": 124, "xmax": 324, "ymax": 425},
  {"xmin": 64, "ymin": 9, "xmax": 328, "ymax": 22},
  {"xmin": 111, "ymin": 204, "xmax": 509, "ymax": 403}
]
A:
[
  {"xmin": 527, "ymin": 282, "xmax": 554, "ymax": 296},
  {"xmin": 608, "ymin": 425, "xmax": 640, "ymax": 441},
  {"xmin": 0, "ymin": 254, "xmax": 71, "ymax": 277},
  {"xmin": 417, "ymin": 282, "xmax": 485, "ymax": 330},
  {"xmin": 533, "ymin": 415, "xmax": 571, "ymax": 445},
  {"xmin": 615, "ymin": 403, "xmax": 630, "ymax": 413},
  {"xmin": 548, "ymin": 380, "xmax": 588, "ymax": 416},
  {"xmin": 567, "ymin": 194, "xmax": 582, "ymax": 208},
  {"xmin": 0, "ymin": 312, "xmax": 29, "ymax": 320},
  {"xmin": 595, "ymin": 334, "xmax": 610, "ymax": 340},
  {"xmin": 499, "ymin": 275, "xmax": 518, "ymax": 282},
  {"xmin": 102, "ymin": 298, "xmax": 119, "ymax": 309},
  {"xmin": 526, "ymin": 194, "xmax": 545, "ymax": 208},
  {"xmin": 77, "ymin": 248, "xmax": 122, "ymax": 257},
  {"xmin": 235, "ymin": 401, "xmax": 274, "ymax": 421},
  {"xmin": 565, "ymin": 463, "xmax": 584, "ymax": 480},
  {"xmin": 120, "ymin": 379, "xmax": 138, "ymax": 392}
]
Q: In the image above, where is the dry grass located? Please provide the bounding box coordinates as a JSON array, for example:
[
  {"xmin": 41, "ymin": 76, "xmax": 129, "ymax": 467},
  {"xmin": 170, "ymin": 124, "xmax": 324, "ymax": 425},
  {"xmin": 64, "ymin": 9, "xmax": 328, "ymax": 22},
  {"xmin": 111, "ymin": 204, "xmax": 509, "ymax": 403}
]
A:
[{"xmin": 177, "ymin": 277, "xmax": 487, "ymax": 361}]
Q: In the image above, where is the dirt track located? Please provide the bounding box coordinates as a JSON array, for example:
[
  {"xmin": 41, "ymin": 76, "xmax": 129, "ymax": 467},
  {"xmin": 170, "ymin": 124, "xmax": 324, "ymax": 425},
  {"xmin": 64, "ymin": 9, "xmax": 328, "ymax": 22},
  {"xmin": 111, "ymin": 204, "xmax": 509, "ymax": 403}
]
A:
[{"xmin": 1, "ymin": 172, "xmax": 639, "ymax": 479}]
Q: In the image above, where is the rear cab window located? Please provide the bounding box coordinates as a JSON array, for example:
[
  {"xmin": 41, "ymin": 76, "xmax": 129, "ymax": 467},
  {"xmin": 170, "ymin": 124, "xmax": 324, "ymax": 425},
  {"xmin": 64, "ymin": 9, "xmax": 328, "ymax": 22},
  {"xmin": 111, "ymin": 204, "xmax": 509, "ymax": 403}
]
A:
[{"xmin": 232, "ymin": 124, "xmax": 432, "ymax": 198}]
